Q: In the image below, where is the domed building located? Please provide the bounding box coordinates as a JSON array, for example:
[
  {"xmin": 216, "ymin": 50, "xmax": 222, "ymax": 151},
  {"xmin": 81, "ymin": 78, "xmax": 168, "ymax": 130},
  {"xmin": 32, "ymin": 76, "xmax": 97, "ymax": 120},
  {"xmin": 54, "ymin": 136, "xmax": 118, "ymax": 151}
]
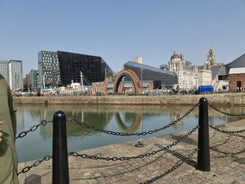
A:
[
  {"xmin": 169, "ymin": 51, "xmax": 186, "ymax": 72},
  {"xmin": 168, "ymin": 49, "xmax": 222, "ymax": 91},
  {"xmin": 168, "ymin": 51, "xmax": 199, "ymax": 91}
]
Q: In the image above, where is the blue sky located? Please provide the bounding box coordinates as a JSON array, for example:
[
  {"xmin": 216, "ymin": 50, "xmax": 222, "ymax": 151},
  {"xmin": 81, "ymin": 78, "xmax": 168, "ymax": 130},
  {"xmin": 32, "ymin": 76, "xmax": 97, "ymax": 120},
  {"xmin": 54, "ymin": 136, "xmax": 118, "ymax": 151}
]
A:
[{"xmin": 0, "ymin": 0, "xmax": 245, "ymax": 75}]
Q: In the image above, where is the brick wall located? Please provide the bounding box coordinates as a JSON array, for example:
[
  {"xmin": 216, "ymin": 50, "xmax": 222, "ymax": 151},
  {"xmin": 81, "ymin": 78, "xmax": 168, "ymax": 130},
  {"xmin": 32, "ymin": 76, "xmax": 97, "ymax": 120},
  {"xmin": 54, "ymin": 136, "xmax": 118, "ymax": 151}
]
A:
[{"xmin": 229, "ymin": 73, "xmax": 245, "ymax": 91}]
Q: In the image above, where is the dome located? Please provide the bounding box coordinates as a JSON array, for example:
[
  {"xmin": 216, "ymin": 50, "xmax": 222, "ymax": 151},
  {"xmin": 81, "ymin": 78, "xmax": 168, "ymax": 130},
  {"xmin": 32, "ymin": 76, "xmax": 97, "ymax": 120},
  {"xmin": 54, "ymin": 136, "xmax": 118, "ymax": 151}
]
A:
[{"xmin": 170, "ymin": 51, "xmax": 180, "ymax": 60}]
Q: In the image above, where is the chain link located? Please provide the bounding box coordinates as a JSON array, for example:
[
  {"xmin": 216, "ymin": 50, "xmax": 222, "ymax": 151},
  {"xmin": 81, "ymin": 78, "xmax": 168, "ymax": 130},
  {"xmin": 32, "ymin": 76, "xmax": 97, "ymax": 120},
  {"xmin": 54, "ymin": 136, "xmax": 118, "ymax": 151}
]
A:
[
  {"xmin": 208, "ymin": 103, "xmax": 245, "ymax": 117},
  {"xmin": 68, "ymin": 103, "xmax": 199, "ymax": 137},
  {"xmin": 16, "ymin": 120, "xmax": 52, "ymax": 140},
  {"xmin": 140, "ymin": 148, "xmax": 198, "ymax": 184},
  {"xmin": 69, "ymin": 125, "xmax": 199, "ymax": 161},
  {"xmin": 209, "ymin": 124, "xmax": 245, "ymax": 134},
  {"xmin": 17, "ymin": 155, "xmax": 52, "ymax": 175}
]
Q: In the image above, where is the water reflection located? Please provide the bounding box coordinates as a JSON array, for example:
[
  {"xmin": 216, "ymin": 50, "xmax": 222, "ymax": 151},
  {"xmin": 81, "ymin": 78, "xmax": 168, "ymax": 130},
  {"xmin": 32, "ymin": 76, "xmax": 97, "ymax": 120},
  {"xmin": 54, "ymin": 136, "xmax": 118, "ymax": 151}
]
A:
[
  {"xmin": 115, "ymin": 113, "xmax": 143, "ymax": 133},
  {"xmin": 15, "ymin": 104, "xmax": 244, "ymax": 162}
]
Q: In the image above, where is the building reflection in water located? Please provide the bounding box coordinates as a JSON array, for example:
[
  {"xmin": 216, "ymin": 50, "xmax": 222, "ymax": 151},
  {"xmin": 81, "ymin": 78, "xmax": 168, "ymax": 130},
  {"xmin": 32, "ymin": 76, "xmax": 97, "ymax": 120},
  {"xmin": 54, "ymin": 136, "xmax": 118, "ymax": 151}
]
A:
[
  {"xmin": 15, "ymin": 104, "xmax": 244, "ymax": 162},
  {"xmin": 115, "ymin": 113, "xmax": 143, "ymax": 133}
]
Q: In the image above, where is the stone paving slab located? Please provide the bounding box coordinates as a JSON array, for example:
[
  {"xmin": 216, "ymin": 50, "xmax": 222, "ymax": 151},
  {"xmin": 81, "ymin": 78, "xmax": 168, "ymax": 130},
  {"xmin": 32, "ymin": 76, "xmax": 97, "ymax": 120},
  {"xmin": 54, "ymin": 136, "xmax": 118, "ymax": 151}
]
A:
[{"xmin": 18, "ymin": 119, "xmax": 245, "ymax": 184}]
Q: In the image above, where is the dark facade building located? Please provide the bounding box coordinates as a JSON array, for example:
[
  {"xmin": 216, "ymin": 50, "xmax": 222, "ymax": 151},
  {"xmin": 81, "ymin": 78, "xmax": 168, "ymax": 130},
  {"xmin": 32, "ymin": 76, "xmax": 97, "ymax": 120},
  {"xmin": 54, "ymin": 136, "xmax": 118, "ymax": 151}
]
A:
[
  {"xmin": 57, "ymin": 51, "xmax": 113, "ymax": 86},
  {"xmin": 124, "ymin": 61, "xmax": 177, "ymax": 89}
]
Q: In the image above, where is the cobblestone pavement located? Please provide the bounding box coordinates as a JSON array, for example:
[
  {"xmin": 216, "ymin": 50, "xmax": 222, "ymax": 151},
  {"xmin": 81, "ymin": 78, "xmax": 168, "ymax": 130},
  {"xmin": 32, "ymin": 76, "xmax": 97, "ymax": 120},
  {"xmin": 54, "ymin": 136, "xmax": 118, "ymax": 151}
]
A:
[{"xmin": 18, "ymin": 119, "xmax": 245, "ymax": 184}]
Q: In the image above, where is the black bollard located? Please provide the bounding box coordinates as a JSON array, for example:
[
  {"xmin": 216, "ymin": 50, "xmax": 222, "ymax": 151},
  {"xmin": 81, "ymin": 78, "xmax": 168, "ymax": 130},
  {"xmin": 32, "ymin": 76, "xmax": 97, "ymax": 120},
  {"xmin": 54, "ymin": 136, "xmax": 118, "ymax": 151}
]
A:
[
  {"xmin": 53, "ymin": 111, "xmax": 69, "ymax": 184},
  {"xmin": 197, "ymin": 97, "xmax": 210, "ymax": 171}
]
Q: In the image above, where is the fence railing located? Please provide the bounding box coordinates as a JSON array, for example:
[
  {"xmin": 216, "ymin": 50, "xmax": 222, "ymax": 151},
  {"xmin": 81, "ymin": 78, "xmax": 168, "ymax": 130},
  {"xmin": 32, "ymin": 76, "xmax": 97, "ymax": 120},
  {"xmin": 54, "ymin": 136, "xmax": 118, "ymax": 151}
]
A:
[{"xmin": 16, "ymin": 97, "xmax": 245, "ymax": 184}]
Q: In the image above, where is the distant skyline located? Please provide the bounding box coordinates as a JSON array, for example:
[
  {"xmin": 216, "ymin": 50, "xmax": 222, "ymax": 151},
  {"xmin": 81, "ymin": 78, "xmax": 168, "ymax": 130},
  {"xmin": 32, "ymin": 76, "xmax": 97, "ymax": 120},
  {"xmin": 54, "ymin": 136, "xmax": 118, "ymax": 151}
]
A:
[{"xmin": 0, "ymin": 0, "xmax": 245, "ymax": 75}]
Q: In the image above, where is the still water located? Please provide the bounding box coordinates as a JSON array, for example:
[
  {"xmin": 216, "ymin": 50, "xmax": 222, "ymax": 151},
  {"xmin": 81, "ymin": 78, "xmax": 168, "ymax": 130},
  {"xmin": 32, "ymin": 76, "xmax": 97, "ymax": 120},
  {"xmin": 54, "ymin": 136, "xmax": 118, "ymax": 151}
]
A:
[{"xmin": 15, "ymin": 104, "xmax": 243, "ymax": 162}]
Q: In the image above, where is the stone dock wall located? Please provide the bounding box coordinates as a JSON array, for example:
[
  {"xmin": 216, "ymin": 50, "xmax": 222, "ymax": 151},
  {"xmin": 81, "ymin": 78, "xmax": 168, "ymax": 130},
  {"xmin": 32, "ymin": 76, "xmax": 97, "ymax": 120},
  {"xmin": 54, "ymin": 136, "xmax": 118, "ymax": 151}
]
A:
[{"xmin": 13, "ymin": 93, "xmax": 245, "ymax": 106}]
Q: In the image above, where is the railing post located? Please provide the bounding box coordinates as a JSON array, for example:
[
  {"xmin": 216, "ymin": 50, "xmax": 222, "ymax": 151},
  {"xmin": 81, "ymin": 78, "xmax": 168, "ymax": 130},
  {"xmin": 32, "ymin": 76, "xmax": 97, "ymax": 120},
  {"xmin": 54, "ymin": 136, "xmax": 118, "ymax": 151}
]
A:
[
  {"xmin": 197, "ymin": 97, "xmax": 210, "ymax": 171},
  {"xmin": 53, "ymin": 111, "xmax": 69, "ymax": 184}
]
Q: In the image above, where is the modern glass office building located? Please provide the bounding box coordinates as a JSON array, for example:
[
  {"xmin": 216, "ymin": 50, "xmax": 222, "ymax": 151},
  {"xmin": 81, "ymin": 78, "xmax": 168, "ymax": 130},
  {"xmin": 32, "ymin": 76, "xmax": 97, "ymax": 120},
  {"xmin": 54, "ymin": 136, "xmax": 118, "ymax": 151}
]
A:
[
  {"xmin": 0, "ymin": 60, "xmax": 9, "ymax": 81},
  {"xmin": 38, "ymin": 51, "xmax": 60, "ymax": 88},
  {"xmin": 29, "ymin": 69, "xmax": 39, "ymax": 92},
  {"xmin": 124, "ymin": 61, "xmax": 177, "ymax": 89},
  {"xmin": 0, "ymin": 60, "xmax": 23, "ymax": 90},
  {"xmin": 57, "ymin": 51, "xmax": 113, "ymax": 86}
]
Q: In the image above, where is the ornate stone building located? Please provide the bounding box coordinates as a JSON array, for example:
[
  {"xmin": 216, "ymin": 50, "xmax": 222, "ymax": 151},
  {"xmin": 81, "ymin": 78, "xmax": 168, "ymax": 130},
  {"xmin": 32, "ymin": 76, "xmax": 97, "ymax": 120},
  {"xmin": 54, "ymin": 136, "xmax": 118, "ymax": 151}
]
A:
[
  {"xmin": 204, "ymin": 48, "xmax": 217, "ymax": 70},
  {"xmin": 168, "ymin": 49, "xmax": 218, "ymax": 91}
]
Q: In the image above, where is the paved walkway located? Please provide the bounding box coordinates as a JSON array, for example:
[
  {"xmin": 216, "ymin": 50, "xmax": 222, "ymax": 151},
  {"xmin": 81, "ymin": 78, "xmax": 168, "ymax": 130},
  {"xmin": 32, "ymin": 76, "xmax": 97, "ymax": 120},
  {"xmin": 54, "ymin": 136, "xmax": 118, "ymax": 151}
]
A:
[{"xmin": 18, "ymin": 119, "xmax": 245, "ymax": 184}]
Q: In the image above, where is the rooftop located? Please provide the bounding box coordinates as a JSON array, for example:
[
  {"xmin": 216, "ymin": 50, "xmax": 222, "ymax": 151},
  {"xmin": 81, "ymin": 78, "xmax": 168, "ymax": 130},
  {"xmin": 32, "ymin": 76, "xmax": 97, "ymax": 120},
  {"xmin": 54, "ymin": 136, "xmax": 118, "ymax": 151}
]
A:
[
  {"xmin": 124, "ymin": 61, "xmax": 176, "ymax": 76},
  {"xmin": 226, "ymin": 53, "xmax": 245, "ymax": 68}
]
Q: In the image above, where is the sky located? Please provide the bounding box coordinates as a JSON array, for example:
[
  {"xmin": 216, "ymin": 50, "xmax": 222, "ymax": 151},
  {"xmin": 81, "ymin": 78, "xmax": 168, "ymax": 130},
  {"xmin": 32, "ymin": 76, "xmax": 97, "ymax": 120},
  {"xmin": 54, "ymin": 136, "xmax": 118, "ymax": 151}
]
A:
[{"xmin": 0, "ymin": 0, "xmax": 245, "ymax": 75}]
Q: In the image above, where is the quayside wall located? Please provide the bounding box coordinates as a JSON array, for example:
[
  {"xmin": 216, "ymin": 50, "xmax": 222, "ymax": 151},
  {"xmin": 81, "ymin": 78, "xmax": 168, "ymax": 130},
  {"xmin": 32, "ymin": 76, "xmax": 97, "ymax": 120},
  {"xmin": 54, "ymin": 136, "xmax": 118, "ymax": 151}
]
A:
[{"xmin": 13, "ymin": 93, "xmax": 245, "ymax": 106}]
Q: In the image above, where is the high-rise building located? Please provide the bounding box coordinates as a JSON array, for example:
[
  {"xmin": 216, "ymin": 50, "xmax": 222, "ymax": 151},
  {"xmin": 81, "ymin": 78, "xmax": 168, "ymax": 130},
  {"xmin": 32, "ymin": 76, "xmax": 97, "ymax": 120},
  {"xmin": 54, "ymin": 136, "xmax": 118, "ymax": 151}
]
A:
[
  {"xmin": 38, "ymin": 51, "xmax": 60, "ymax": 88},
  {"xmin": 29, "ymin": 69, "xmax": 39, "ymax": 92},
  {"xmin": 9, "ymin": 60, "xmax": 23, "ymax": 90},
  {"xmin": 38, "ymin": 50, "xmax": 113, "ymax": 88},
  {"xmin": 57, "ymin": 51, "xmax": 113, "ymax": 86},
  {"xmin": 0, "ymin": 60, "xmax": 9, "ymax": 81},
  {"xmin": 0, "ymin": 60, "xmax": 23, "ymax": 90}
]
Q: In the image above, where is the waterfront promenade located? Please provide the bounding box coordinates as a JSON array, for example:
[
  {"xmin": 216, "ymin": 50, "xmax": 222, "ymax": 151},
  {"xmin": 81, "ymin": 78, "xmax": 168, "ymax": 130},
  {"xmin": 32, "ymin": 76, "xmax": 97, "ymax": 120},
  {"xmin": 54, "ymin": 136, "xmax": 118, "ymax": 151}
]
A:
[{"xmin": 18, "ymin": 119, "xmax": 245, "ymax": 184}]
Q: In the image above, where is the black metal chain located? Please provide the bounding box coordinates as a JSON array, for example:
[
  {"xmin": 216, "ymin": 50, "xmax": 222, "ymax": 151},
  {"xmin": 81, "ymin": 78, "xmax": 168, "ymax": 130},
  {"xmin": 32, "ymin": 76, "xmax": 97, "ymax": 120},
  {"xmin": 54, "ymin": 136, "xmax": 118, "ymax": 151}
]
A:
[
  {"xmin": 17, "ymin": 124, "xmax": 197, "ymax": 176},
  {"xmin": 209, "ymin": 124, "xmax": 245, "ymax": 134},
  {"xmin": 16, "ymin": 120, "xmax": 52, "ymax": 139},
  {"xmin": 69, "ymin": 125, "xmax": 199, "ymax": 161},
  {"xmin": 17, "ymin": 125, "xmax": 198, "ymax": 176},
  {"xmin": 140, "ymin": 148, "xmax": 198, "ymax": 184},
  {"xmin": 208, "ymin": 103, "xmax": 245, "ymax": 117},
  {"xmin": 68, "ymin": 103, "xmax": 199, "ymax": 137},
  {"xmin": 17, "ymin": 155, "xmax": 52, "ymax": 175}
]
